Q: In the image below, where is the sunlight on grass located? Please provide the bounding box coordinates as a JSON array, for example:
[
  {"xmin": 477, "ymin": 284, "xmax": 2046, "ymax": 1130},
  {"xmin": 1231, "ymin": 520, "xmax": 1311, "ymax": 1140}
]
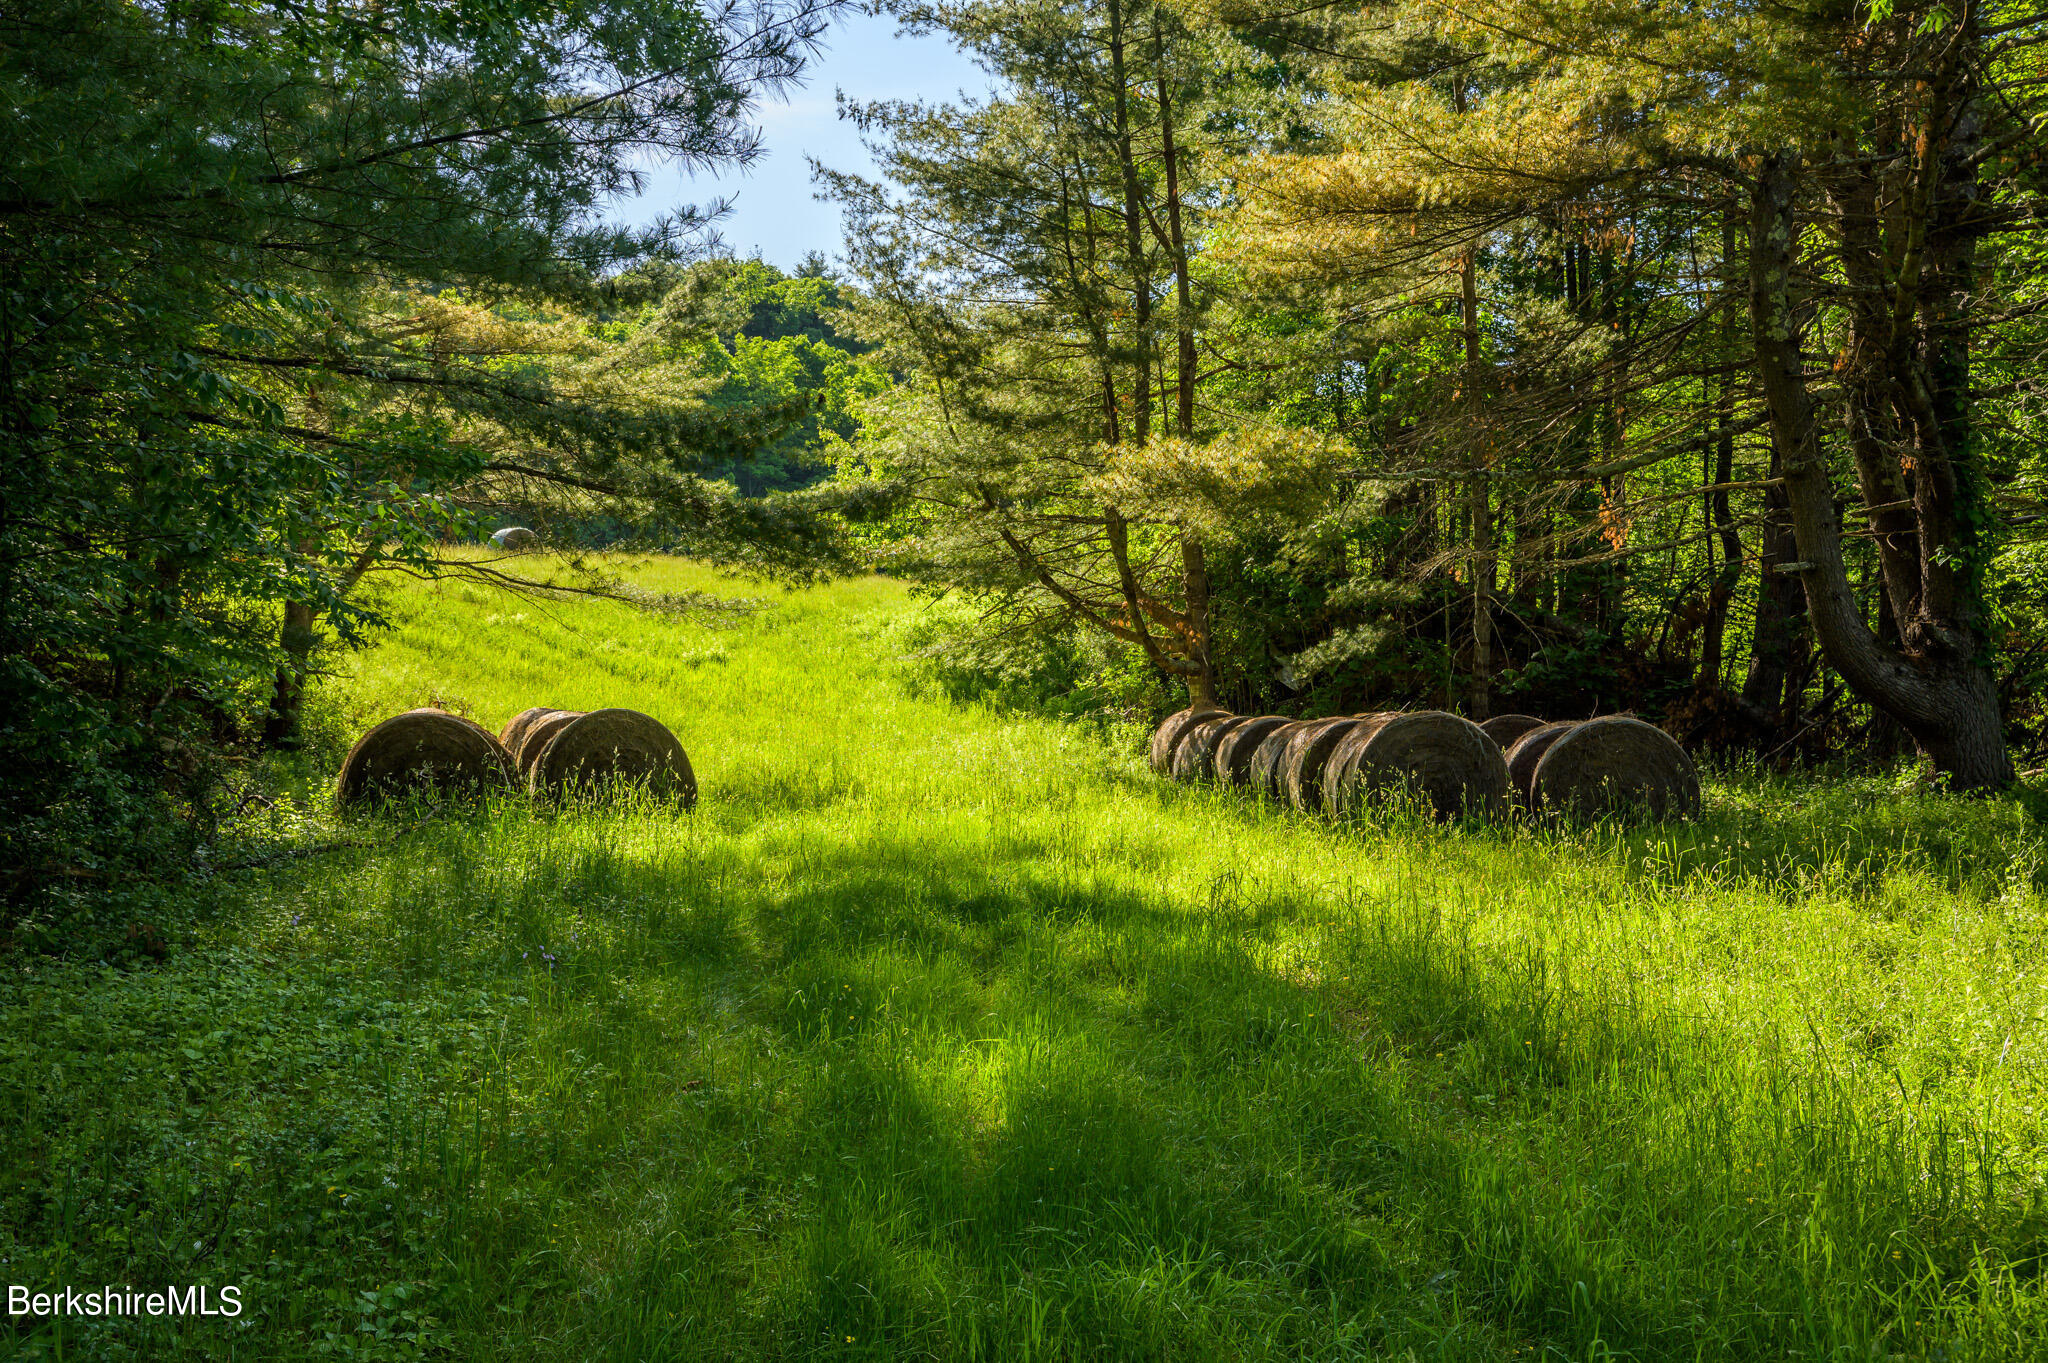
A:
[{"xmin": 6, "ymin": 553, "xmax": 2048, "ymax": 1360}]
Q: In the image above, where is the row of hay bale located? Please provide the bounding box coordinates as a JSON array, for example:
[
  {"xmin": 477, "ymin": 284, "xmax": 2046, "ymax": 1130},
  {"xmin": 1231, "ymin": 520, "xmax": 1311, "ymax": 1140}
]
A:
[
  {"xmin": 336, "ymin": 706, "xmax": 696, "ymax": 809},
  {"xmin": 1150, "ymin": 708, "xmax": 1698, "ymax": 821}
]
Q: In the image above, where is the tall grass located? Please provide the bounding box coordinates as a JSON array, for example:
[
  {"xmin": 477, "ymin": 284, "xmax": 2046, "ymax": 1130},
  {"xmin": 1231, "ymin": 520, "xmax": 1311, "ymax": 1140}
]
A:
[{"xmin": 5, "ymin": 553, "xmax": 2048, "ymax": 1360}]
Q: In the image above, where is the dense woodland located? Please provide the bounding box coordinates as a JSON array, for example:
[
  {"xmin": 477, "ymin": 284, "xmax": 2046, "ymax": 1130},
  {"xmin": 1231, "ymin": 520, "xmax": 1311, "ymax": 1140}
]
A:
[
  {"xmin": 7, "ymin": 0, "xmax": 2048, "ymax": 888},
  {"xmin": 831, "ymin": 0, "xmax": 2048, "ymax": 795}
]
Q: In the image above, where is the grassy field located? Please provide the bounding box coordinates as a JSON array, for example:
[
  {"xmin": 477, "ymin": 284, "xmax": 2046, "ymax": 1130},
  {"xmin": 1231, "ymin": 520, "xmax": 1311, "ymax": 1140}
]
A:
[{"xmin": 7, "ymin": 553, "xmax": 2048, "ymax": 1361}]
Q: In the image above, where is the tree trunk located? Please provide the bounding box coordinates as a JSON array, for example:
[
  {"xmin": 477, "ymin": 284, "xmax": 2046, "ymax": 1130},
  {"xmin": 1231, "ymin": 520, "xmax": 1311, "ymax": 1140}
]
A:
[
  {"xmin": 1450, "ymin": 83, "xmax": 1492, "ymax": 719},
  {"xmin": 262, "ymin": 540, "xmax": 382, "ymax": 750},
  {"xmin": 1050, "ymin": 162, "xmax": 1121, "ymax": 446},
  {"xmin": 261, "ymin": 599, "xmax": 317, "ymax": 749},
  {"xmin": 1743, "ymin": 434, "xmax": 1808, "ymax": 730},
  {"xmin": 1696, "ymin": 431, "xmax": 1739, "ymax": 691},
  {"xmin": 1746, "ymin": 153, "xmax": 2012, "ymax": 790},
  {"xmin": 1152, "ymin": 19, "xmax": 1214, "ymax": 706},
  {"xmin": 1155, "ymin": 33, "xmax": 1196, "ymax": 441},
  {"xmin": 1866, "ymin": 593, "xmax": 1909, "ymax": 761},
  {"xmin": 1698, "ymin": 212, "xmax": 1742, "ymax": 692},
  {"xmin": 1107, "ymin": 0, "xmax": 1152, "ymax": 447},
  {"xmin": 1460, "ymin": 245, "xmax": 1491, "ymax": 719},
  {"xmin": 1509, "ymin": 487, "xmax": 1545, "ymax": 611},
  {"xmin": 1180, "ymin": 536, "xmax": 1216, "ymax": 704}
]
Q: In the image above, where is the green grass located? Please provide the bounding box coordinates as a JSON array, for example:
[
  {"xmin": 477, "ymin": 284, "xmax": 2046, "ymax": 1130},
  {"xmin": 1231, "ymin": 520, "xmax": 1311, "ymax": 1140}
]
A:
[{"xmin": 8, "ymin": 553, "xmax": 2048, "ymax": 1360}]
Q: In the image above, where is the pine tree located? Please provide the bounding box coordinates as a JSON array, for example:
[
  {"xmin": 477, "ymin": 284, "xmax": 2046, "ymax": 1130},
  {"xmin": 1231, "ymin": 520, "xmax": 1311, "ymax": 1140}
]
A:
[
  {"xmin": 824, "ymin": 0, "xmax": 1301, "ymax": 703},
  {"xmin": 1225, "ymin": 0, "xmax": 2048, "ymax": 788},
  {"xmin": 0, "ymin": 0, "xmax": 843, "ymax": 871}
]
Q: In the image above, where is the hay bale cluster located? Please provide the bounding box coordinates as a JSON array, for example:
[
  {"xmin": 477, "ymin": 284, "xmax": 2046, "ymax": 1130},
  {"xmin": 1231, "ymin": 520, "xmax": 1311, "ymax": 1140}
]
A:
[
  {"xmin": 1150, "ymin": 705, "xmax": 1698, "ymax": 824},
  {"xmin": 336, "ymin": 702, "xmax": 695, "ymax": 810}
]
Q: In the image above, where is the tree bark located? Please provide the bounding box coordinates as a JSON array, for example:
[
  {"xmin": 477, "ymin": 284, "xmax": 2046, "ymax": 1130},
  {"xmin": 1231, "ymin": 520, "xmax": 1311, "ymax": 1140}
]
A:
[
  {"xmin": 1154, "ymin": 21, "xmax": 1197, "ymax": 441},
  {"xmin": 1180, "ymin": 536, "xmax": 1217, "ymax": 705},
  {"xmin": 261, "ymin": 539, "xmax": 382, "ymax": 749},
  {"xmin": 261, "ymin": 598, "xmax": 317, "ymax": 749},
  {"xmin": 1746, "ymin": 152, "xmax": 2012, "ymax": 790},
  {"xmin": 1145, "ymin": 11, "xmax": 1217, "ymax": 706},
  {"xmin": 1460, "ymin": 241, "xmax": 1491, "ymax": 719},
  {"xmin": 1107, "ymin": 0, "xmax": 1152, "ymax": 447},
  {"xmin": 1446, "ymin": 83, "xmax": 1493, "ymax": 718},
  {"xmin": 1698, "ymin": 212, "xmax": 1743, "ymax": 692},
  {"xmin": 1742, "ymin": 434, "xmax": 1808, "ymax": 731}
]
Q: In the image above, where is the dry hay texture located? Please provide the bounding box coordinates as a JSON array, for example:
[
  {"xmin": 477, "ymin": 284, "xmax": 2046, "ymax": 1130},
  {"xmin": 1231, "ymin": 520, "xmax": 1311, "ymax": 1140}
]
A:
[
  {"xmin": 1280, "ymin": 717, "xmax": 1362, "ymax": 811},
  {"xmin": 500, "ymin": 707, "xmax": 563, "ymax": 765},
  {"xmin": 1171, "ymin": 715, "xmax": 1258, "ymax": 782},
  {"xmin": 491, "ymin": 526, "xmax": 539, "ymax": 550},
  {"xmin": 1505, "ymin": 722, "xmax": 1582, "ymax": 808},
  {"xmin": 1530, "ymin": 716, "xmax": 1700, "ymax": 821},
  {"xmin": 1214, "ymin": 717, "xmax": 1291, "ymax": 788},
  {"xmin": 1247, "ymin": 722, "xmax": 1309, "ymax": 799},
  {"xmin": 530, "ymin": 708, "xmax": 697, "ymax": 807},
  {"xmin": 1479, "ymin": 714, "xmax": 1548, "ymax": 750},
  {"xmin": 1324, "ymin": 712, "xmax": 1507, "ymax": 819},
  {"xmin": 335, "ymin": 708, "xmax": 514, "ymax": 809},
  {"xmin": 1319, "ymin": 714, "xmax": 1397, "ymax": 813},
  {"xmin": 1150, "ymin": 707, "xmax": 1230, "ymax": 774},
  {"xmin": 516, "ymin": 710, "xmax": 586, "ymax": 780}
]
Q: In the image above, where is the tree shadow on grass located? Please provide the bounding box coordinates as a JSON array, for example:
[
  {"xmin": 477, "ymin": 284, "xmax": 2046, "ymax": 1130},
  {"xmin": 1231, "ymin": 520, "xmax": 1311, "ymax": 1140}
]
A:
[
  {"xmin": 43, "ymin": 804, "xmax": 2043, "ymax": 1360},
  {"xmin": 516, "ymin": 832, "xmax": 2046, "ymax": 1362}
]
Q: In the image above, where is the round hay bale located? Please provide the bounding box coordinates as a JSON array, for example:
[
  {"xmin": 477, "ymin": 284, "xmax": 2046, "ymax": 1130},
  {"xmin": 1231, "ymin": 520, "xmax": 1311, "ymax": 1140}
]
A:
[
  {"xmin": 1530, "ymin": 716, "xmax": 1700, "ymax": 822},
  {"xmin": 1149, "ymin": 706, "xmax": 1230, "ymax": 774},
  {"xmin": 1214, "ymin": 717, "xmax": 1291, "ymax": 788},
  {"xmin": 1320, "ymin": 713, "xmax": 1399, "ymax": 814},
  {"xmin": 530, "ymin": 708, "xmax": 696, "ymax": 807},
  {"xmin": 335, "ymin": 708, "xmax": 513, "ymax": 809},
  {"xmin": 491, "ymin": 526, "xmax": 539, "ymax": 551},
  {"xmin": 1505, "ymin": 722, "xmax": 1581, "ymax": 808},
  {"xmin": 500, "ymin": 707, "xmax": 564, "ymax": 764},
  {"xmin": 1280, "ymin": 717, "xmax": 1362, "ymax": 812},
  {"xmin": 441, "ymin": 710, "xmax": 512, "ymax": 751},
  {"xmin": 1171, "ymin": 715, "xmax": 1258, "ymax": 783},
  {"xmin": 1326, "ymin": 711, "xmax": 1506, "ymax": 819},
  {"xmin": 1247, "ymin": 721, "xmax": 1310, "ymax": 799},
  {"xmin": 1479, "ymin": 713, "xmax": 1548, "ymax": 750},
  {"xmin": 516, "ymin": 709, "xmax": 586, "ymax": 781}
]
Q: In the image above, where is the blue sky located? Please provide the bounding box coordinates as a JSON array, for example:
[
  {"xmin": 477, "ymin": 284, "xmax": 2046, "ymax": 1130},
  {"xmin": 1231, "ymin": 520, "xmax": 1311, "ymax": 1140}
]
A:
[{"xmin": 611, "ymin": 10, "xmax": 993, "ymax": 270}]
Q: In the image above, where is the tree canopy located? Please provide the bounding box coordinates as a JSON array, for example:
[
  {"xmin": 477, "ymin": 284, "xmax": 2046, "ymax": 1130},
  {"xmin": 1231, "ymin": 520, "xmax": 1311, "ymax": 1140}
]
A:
[
  {"xmin": 1, "ymin": 0, "xmax": 847, "ymax": 876},
  {"xmin": 827, "ymin": 0, "xmax": 2048, "ymax": 792}
]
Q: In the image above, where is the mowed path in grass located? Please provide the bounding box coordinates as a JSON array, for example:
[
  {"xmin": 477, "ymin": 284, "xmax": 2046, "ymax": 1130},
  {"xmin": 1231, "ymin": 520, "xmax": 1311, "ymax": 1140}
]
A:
[{"xmin": 8, "ymin": 554, "xmax": 2048, "ymax": 1361}]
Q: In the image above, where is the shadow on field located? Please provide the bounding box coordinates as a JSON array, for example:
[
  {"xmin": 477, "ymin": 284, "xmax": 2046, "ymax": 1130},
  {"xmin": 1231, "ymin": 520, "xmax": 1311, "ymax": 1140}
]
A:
[
  {"xmin": 714, "ymin": 764, "xmax": 870, "ymax": 818},
  {"xmin": 297, "ymin": 785, "xmax": 2048, "ymax": 1358},
  {"xmin": 496, "ymin": 828, "xmax": 2032, "ymax": 1362},
  {"xmin": 17, "ymin": 784, "xmax": 2045, "ymax": 1362},
  {"xmin": 719, "ymin": 844, "xmax": 1442, "ymax": 1358}
]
